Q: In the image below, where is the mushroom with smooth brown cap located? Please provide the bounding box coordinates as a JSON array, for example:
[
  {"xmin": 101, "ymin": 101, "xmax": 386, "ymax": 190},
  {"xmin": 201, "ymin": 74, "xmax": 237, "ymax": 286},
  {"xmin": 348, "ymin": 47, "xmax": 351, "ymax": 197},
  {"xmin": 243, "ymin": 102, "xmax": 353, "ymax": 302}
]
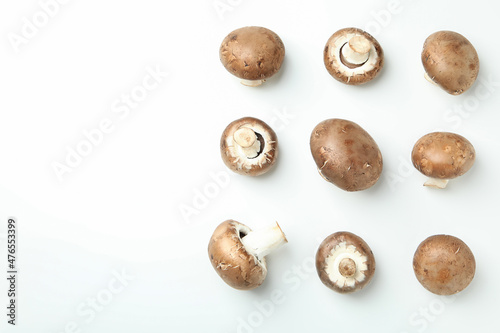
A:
[
  {"xmin": 220, "ymin": 26, "xmax": 285, "ymax": 87},
  {"xmin": 221, "ymin": 117, "xmax": 278, "ymax": 176},
  {"xmin": 208, "ymin": 220, "xmax": 287, "ymax": 290},
  {"xmin": 316, "ymin": 232, "xmax": 375, "ymax": 293},
  {"xmin": 324, "ymin": 27, "xmax": 384, "ymax": 85},
  {"xmin": 310, "ymin": 118, "xmax": 383, "ymax": 191},
  {"xmin": 413, "ymin": 234, "xmax": 475, "ymax": 295},
  {"xmin": 422, "ymin": 31, "xmax": 479, "ymax": 95},
  {"xmin": 411, "ymin": 132, "xmax": 475, "ymax": 189}
]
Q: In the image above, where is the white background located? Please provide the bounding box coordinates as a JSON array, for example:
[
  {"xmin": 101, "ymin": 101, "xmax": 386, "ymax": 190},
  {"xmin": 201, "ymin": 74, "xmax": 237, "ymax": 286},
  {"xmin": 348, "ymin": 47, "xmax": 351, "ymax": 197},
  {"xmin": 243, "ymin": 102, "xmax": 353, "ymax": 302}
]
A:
[{"xmin": 0, "ymin": 0, "xmax": 499, "ymax": 332}]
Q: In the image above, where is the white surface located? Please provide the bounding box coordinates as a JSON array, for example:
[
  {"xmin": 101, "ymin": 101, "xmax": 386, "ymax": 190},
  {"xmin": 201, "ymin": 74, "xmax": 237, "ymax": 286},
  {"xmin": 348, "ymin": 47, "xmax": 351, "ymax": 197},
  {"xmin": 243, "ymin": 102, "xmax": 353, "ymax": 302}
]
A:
[{"xmin": 0, "ymin": 0, "xmax": 499, "ymax": 332}]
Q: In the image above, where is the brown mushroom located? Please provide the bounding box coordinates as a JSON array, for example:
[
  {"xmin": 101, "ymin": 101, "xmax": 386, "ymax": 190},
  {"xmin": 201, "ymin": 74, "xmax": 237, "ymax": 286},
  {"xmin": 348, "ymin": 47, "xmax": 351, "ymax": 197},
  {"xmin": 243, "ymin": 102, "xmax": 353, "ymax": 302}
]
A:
[
  {"xmin": 310, "ymin": 118, "xmax": 383, "ymax": 191},
  {"xmin": 219, "ymin": 26, "xmax": 285, "ymax": 87},
  {"xmin": 324, "ymin": 27, "xmax": 384, "ymax": 85},
  {"xmin": 316, "ymin": 232, "xmax": 376, "ymax": 293},
  {"xmin": 411, "ymin": 132, "xmax": 475, "ymax": 189},
  {"xmin": 413, "ymin": 235, "xmax": 476, "ymax": 295},
  {"xmin": 208, "ymin": 220, "xmax": 287, "ymax": 290},
  {"xmin": 422, "ymin": 31, "xmax": 479, "ymax": 95},
  {"xmin": 221, "ymin": 117, "xmax": 278, "ymax": 176}
]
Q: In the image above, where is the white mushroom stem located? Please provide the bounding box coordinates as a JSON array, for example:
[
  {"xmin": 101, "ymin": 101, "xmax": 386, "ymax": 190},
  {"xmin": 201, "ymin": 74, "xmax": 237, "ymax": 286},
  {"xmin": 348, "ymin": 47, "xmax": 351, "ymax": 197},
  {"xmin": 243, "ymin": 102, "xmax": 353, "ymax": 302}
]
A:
[
  {"xmin": 339, "ymin": 258, "xmax": 357, "ymax": 278},
  {"xmin": 240, "ymin": 222, "xmax": 287, "ymax": 259},
  {"xmin": 424, "ymin": 178, "xmax": 449, "ymax": 189},
  {"xmin": 234, "ymin": 128, "xmax": 256, "ymax": 148},
  {"xmin": 341, "ymin": 35, "xmax": 371, "ymax": 65},
  {"xmin": 233, "ymin": 127, "xmax": 261, "ymax": 158},
  {"xmin": 424, "ymin": 72, "xmax": 439, "ymax": 86},
  {"xmin": 241, "ymin": 79, "xmax": 265, "ymax": 87}
]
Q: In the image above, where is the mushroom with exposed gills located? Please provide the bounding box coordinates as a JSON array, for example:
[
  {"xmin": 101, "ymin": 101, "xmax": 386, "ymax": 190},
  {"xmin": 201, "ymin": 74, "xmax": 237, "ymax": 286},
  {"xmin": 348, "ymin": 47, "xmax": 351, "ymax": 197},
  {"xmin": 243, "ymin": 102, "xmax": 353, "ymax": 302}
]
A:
[
  {"xmin": 324, "ymin": 27, "xmax": 384, "ymax": 85},
  {"xmin": 316, "ymin": 232, "xmax": 376, "ymax": 293},
  {"xmin": 208, "ymin": 220, "xmax": 288, "ymax": 290},
  {"xmin": 221, "ymin": 117, "xmax": 278, "ymax": 176},
  {"xmin": 219, "ymin": 26, "xmax": 285, "ymax": 87}
]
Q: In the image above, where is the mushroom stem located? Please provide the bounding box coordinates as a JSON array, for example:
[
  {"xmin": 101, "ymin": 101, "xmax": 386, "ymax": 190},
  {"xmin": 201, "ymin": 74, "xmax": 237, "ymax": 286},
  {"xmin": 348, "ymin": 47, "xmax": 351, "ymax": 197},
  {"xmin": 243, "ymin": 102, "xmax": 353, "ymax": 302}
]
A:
[
  {"xmin": 234, "ymin": 128, "xmax": 257, "ymax": 148},
  {"xmin": 424, "ymin": 178, "xmax": 449, "ymax": 189},
  {"xmin": 339, "ymin": 258, "xmax": 357, "ymax": 278},
  {"xmin": 341, "ymin": 35, "xmax": 371, "ymax": 66},
  {"xmin": 233, "ymin": 127, "xmax": 261, "ymax": 158},
  {"xmin": 424, "ymin": 72, "xmax": 439, "ymax": 86},
  {"xmin": 240, "ymin": 222, "xmax": 287, "ymax": 259},
  {"xmin": 240, "ymin": 79, "xmax": 265, "ymax": 87}
]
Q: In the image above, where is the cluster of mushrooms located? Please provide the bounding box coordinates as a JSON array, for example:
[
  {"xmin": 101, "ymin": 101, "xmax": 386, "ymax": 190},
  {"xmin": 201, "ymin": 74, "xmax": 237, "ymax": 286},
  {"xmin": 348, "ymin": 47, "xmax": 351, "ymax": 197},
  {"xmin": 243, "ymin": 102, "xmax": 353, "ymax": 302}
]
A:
[{"xmin": 209, "ymin": 26, "xmax": 479, "ymax": 295}]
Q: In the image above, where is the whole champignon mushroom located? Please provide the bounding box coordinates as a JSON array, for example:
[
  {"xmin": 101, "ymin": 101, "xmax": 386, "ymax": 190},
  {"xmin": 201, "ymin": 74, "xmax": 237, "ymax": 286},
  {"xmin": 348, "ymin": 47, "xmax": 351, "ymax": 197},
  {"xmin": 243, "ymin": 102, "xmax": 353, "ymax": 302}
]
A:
[
  {"xmin": 324, "ymin": 27, "xmax": 384, "ymax": 85},
  {"xmin": 310, "ymin": 118, "xmax": 383, "ymax": 191},
  {"xmin": 413, "ymin": 235, "xmax": 475, "ymax": 295},
  {"xmin": 411, "ymin": 132, "xmax": 475, "ymax": 189},
  {"xmin": 316, "ymin": 232, "xmax": 375, "ymax": 293},
  {"xmin": 208, "ymin": 220, "xmax": 287, "ymax": 290},
  {"xmin": 422, "ymin": 31, "xmax": 479, "ymax": 95},
  {"xmin": 220, "ymin": 26, "xmax": 285, "ymax": 87},
  {"xmin": 221, "ymin": 117, "xmax": 278, "ymax": 176}
]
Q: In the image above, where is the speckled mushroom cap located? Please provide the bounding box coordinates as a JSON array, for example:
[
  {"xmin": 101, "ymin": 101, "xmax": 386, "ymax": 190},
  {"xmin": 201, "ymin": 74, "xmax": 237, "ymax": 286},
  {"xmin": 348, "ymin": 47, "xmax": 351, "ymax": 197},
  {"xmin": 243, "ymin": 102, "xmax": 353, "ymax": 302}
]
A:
[
  {"xmin": 310, "ymin": 118, "xmax": 383, "ymax": 191},
  {"xmin": 324, "ymin": 27, "xmax": 384, "ymax": 85},
  {"xmin": 413, "ymin": 235, "xmax": 476, "ymax": 295},
  {"xmin": 422, "ymin": 31, "xmax": 479, "ymax": 95},
  {"xmin": 221, "ymin": 117, "xmax": 278, "ymax": 176},
  {"xmin": 208, "ymin": 220, "xmax": 267, "ymax": 290},
  {"xmin": 411, "ymin": 132, "xmax": 475, "ymax": 180},
  {"xmin": 219, "ymin": 26, "xmax": 285, "ymax": 83},
  {"xmin": 316, "ymin": 232, "xmax": 376, "ymax": 293}
]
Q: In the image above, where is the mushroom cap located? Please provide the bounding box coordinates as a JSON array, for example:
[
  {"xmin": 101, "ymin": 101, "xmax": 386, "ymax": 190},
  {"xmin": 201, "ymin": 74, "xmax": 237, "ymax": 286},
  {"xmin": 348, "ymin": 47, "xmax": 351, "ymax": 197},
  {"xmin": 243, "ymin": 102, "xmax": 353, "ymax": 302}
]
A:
[
  {"xmin": 221, "ymin": 117, "xmax": 278, "ymax": 176},
  {"xmin": 413, "ymin": 234, "xmax": 476, "ymax": 295},
  {"xmin": 422, "ymin": 31, "xmax": 479, "ymax": 95},
  {"xmin": 220, "ymin": 26, "xmax": 285, "ymax": 81},
  {"xmin": 316, "ymin": 231, "xmax": 376, "ymax": 293},
  {"xmin": 310, "ymin": 118, "xmax": 383, "ymax": 191},
  {"xmin": 208, "ymin": 220, "xmax": 267, "ymax": 290},
  {"xmin": 411, "ymin": 132, "xmax": 475, "ymax": 180},
  {"xmin": 324, "ymin": 27, "xmax": 384, "ymax": 85}
]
